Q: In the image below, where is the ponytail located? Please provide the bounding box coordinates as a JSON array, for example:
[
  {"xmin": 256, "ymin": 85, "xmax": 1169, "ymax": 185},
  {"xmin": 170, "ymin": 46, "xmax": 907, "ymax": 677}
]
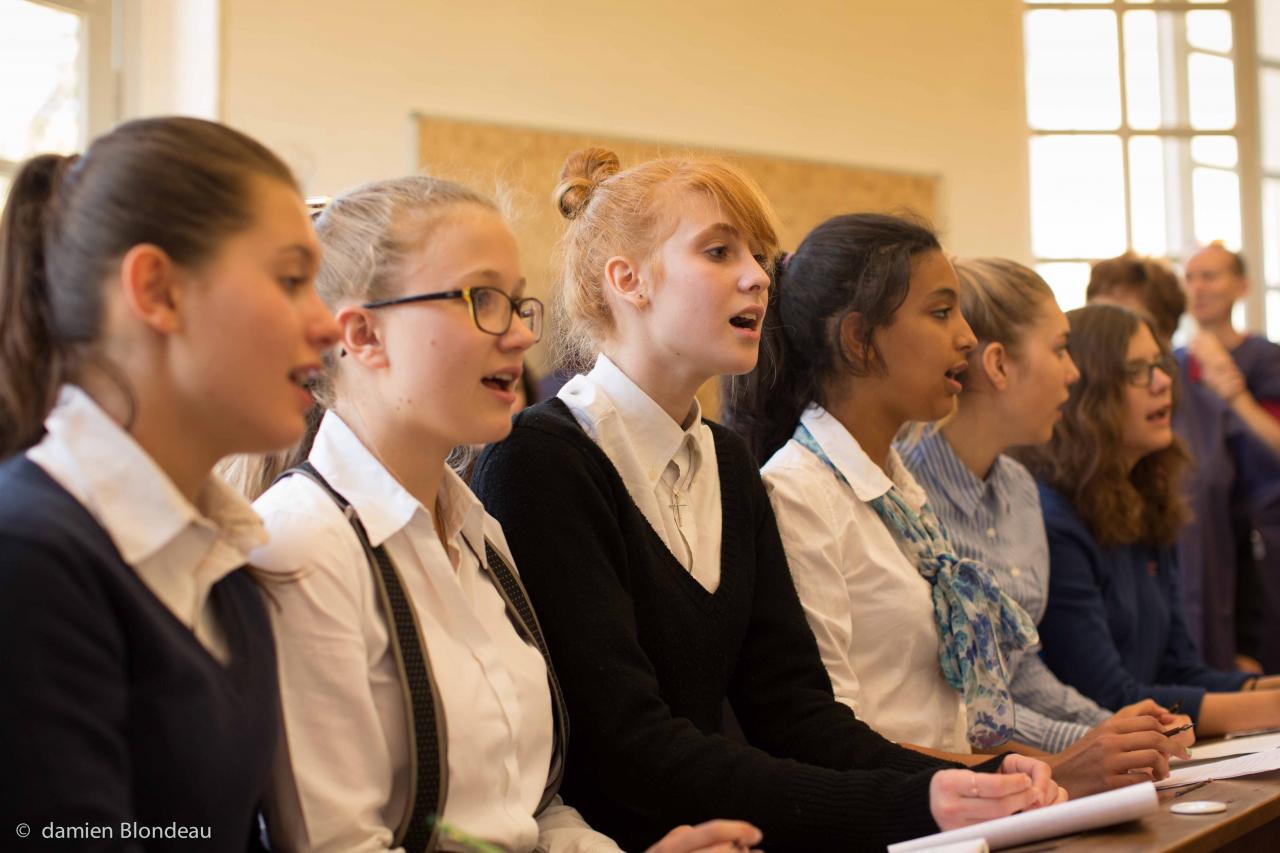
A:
[
  {"xmin": 721, "ymin": 254, "xmax": 821, "ymax": 464},
  {"xmin": 0, "ymin": 154, "xmax": 75, "ymax": 457}
]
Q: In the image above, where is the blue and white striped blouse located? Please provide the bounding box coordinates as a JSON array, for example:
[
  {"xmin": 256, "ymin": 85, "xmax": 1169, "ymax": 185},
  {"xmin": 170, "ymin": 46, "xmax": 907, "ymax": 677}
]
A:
[{"xmin": 900, "ymin": 424, "xmax": 1110, "ymax": 752}]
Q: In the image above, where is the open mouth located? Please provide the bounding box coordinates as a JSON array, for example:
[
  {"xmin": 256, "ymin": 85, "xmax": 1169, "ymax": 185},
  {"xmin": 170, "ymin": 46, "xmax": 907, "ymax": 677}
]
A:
[
  {"xmin": 482, "ymin": 370, "xmax": 520, "ymax": 393},
  {"xmin": 945, "ymin": 363, "xmax": 967, "ymax": 386},
  {"xmin": 1147, "ymin": 404, "xmax": 1172, "ymax": 423},
  {"xmin": 288, "ymin": 365, "xmax": 322, "ymax": 390},
  {"xmin": 729, "ymin": 307, "xmax": 763, "ymax": 331}
]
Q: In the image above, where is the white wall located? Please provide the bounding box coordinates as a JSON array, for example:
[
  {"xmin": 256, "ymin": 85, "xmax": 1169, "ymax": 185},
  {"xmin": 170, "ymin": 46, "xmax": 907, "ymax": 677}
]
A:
[
  {"xmin": 119, "ymin": 0, "xmax": 219, "ymax": 119},
  {"xmin": 219, "ymin": 0, "xmax": 1031, "ymax": 260}
]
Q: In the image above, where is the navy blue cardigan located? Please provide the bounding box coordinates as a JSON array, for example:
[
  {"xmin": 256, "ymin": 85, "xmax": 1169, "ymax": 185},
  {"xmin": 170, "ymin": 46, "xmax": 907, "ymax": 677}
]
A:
[
  {"xmin": 1037, "ymin": 483, "xmax": 1249, "ymax": 722},
  {"xmin": 0, "ymin": 455, "xmax": 278, "ymax": 851}
]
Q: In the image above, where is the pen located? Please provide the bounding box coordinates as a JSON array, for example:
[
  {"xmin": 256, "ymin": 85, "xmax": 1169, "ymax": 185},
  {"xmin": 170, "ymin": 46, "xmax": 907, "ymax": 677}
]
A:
[
  {"xmin": 1168, "ymin": 700, "xmax": 1182, "ymax": 715},
  {"xmin": 1163, "ymin": 722, "xmax": 1194, "ymax": 737},
  {"xmin": 1171, "ymin": 780, "xmax": 1211, "ymax": 799}
]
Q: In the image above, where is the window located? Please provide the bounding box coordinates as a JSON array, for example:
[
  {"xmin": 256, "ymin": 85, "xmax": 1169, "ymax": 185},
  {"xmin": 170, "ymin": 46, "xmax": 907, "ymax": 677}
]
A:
[
  {"xmin": 0, "ymin": 0, "xmax": 115, "ymax": 209},
  {"xmin": 1023, "ymin": 0, "xmax": 1273, "ymax": 336},
  {"xmin": 1261, "ymin": 0, "xmax": 1280, "ymax": 338}
]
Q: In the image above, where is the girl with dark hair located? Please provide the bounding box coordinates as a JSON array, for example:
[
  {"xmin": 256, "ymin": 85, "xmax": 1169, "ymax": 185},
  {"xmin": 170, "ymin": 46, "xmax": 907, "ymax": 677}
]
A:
[
  {"xmin": 473, "ymin": 150, "xmax": 1060, "ymax": 853},
  {"xmin": 1016, "ymin": 304, "xmax": 1280, "ymax": 736},
  {"xmin": 730, "ymin": 216, "xmax": 1182, "ymax": 797},
  {"xmin": 0, "ymin": 117, "xmax": 339, "ymax": 849}
]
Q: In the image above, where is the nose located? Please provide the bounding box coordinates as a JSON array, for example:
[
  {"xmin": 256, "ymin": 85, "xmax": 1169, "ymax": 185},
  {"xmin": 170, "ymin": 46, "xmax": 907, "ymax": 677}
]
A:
[
  {"xmin": 1064, "ymin": 352, "xmax": 1081, "ymax": 386},
  {"xmin": 306, "ymin": 290, "xmax": 340, "ymax": 352},
  {"xmin": 1150, "ymin": 362, "xmax": 1174, "ymax": 393},
  {"xmin": 955, "ymin": 313, "xmax": 978, "ymax": 353},
  {"xmin": 500, "ymin": 311, "xmax": 538, "ymax": 353},
  {"xmin": 742, "ymin": 255, "xmax": 770, "ymax": 293}
]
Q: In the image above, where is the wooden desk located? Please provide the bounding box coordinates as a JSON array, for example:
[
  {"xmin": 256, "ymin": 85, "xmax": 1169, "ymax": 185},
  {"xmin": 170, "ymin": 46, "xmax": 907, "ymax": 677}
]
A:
[{"xmin": 1006, "ymin": 770, "xmax": 1280, "ymax": 852}]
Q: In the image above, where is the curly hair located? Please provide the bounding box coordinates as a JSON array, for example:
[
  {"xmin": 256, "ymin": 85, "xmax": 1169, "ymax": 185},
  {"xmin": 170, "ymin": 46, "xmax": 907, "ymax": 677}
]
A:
[{"xmin": 1013, "ymin": 304, "xmax": 1190, "ymax": 547}]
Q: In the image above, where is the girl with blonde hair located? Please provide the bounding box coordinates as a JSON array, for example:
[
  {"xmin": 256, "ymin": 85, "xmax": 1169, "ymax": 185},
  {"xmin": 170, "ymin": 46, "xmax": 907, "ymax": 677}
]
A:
[
  {"xmin": 472, "ymin": 150, "xmax": 1060, "ymax": 853},
  {"xmin": 240, "ymin": 175, "xmax": 760, "ymax": 853}
]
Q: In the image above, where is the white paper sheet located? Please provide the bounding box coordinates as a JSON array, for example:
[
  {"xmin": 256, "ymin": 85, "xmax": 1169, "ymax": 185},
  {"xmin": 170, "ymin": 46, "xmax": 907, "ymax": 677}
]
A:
[
  {"xmin": 887, "ymin": 782, "xmax": 1157, "ymax": 852},
  {"xmin": 905, "ymin": 840, "xmax": 989, "ymax": 853},
  {"xmin": 1156, "ymin": 746, "xmax": 1280, "ymax": 788},
  {"xmin": 1186, "ymin": 732, "xmax": 1280, "ymax": 762}
]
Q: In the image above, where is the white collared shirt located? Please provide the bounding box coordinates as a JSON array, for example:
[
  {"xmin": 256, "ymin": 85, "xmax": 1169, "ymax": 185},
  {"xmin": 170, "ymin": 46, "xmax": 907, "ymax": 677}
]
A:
[
  {"xmin": 27, "ymin": 385, "xmax": 265, "ymax": 664},
  {"xmin": 558, "ymin": 354, "xmax": 722, "ymax": 592},
  {"xmin": 761, "ymin": 404, "xmax": 969, "ymax": 753},
  {"xmin": 251, "ymin": 411, "xmax": 615, "ymax": 853}
]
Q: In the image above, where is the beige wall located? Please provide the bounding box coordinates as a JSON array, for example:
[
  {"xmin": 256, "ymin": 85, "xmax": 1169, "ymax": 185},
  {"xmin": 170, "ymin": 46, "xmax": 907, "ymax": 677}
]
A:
[{"xmin": 221, "ymin": 0, "xmax": 1031, "ymax": 260}]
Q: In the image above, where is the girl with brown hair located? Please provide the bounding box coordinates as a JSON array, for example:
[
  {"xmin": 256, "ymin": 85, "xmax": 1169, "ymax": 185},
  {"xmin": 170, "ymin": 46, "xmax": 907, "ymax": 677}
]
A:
[
  {"xmin": 1017, "ymin": 303, "xmax": 1280, "ymax": 736},
  {"xmin": 0, "ymin": 117, "xmax": 339, "ymax": 849},
  {"xmin": 472, "ymin": 150, "xmax": 1059, "ymax": 853}
]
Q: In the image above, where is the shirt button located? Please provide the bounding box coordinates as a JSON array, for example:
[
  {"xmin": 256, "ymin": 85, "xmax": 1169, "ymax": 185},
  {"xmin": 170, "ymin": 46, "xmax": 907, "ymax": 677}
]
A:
[{"xmin": 986, "ymin": 527, "xmax": 997, "ymax": 539}]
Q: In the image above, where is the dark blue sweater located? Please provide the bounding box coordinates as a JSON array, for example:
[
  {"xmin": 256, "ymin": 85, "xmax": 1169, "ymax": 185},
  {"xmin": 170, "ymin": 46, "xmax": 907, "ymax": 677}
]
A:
[
  {"xmin": 473, "ymin": 399, "xmax": 972, "ymax": 853},
  {"xmin": 0, "ymin": 456, "xmax": 278, "ymax": 851},
  {"xmin": 1037, "ymin": 484, "xmax": 1249, "ymax": 722}
]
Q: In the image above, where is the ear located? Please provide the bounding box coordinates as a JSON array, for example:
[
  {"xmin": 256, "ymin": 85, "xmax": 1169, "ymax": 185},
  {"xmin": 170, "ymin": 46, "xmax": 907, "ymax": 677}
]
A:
[
  {"xmin": 117, "ymin": 244, "xmax": 184, "ymax": 334},
  {"xmin": 604, "ymin": 255, "xmax": 646, "ymax": 311},
  {"xmin": 980, "ymin": 341, "xmax": 1010, "ymax": 390},
  {"xmin": 334, "ymin": 305, "xmax": 390, "ymax": 369},
  {"xmin": 838, "ymin": 311, "xmax": 872, "ymax": 372}
]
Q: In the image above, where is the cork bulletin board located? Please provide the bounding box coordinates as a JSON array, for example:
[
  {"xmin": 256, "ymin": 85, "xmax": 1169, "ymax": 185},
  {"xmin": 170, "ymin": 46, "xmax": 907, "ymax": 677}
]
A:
[{"xmin": 414, "ymin": 113, "xmax": 938, "ymax": 415}]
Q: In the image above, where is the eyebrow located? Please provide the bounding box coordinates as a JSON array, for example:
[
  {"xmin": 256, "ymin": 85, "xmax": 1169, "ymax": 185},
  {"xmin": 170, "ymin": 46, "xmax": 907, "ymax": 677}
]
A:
[
  {"xmin": 278, "ymin": 245, "xmax": 318, "ymax": 265},
  {"xmin": 464, "ymin": 269, "xmax": 527, "ymax": 294},
  {"xmin": 927, "ymin": 286, "xmax": 959, "ymax": 300},
  {"xmin": 693, "ymin": 222, "xmax": 742, "ymax": 241}
]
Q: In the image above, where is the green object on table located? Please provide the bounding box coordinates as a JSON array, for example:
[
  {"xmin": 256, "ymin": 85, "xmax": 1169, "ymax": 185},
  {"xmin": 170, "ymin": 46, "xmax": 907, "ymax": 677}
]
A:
[{"xmin": 430, "ymin": 816, "xmax": 508, "ymax": 853}]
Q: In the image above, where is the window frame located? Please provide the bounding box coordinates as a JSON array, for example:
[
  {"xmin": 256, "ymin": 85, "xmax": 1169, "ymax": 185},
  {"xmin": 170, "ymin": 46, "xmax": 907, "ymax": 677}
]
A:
[
  {"xmin": 1024, "ymin": 0, "xmax": 1269, "ymax": 332},
  {"xmin": 0, "ymin": 0, "xmax": 117, "ymax": 190}
]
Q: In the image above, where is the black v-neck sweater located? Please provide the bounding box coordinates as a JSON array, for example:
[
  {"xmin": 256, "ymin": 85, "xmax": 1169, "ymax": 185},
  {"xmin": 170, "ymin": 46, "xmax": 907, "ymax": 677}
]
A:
[
  {"xmin": 473, "ymin": 399, "xmax": 973, "ymax": 853},
  {"xmin": 0, "ymin": 456, "xmax": 277, "ymax": 852}
]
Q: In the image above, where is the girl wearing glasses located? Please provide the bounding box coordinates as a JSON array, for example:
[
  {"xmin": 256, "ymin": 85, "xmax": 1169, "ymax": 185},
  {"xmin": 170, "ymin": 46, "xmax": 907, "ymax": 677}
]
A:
[
  {"xmin": 0, "ymin": 118, "xmax": 338, "ymax": 847},
  {"xmin": 1014, "ymin": 304, "xmax": 1280, "ymax": 736},
  {"xmin": 230, "ymin": 176, "xmax": 762, "ymax": 853},
  {"xmin": 471, "ymin": 151, "xmax": 1060, "ymax": 853}
]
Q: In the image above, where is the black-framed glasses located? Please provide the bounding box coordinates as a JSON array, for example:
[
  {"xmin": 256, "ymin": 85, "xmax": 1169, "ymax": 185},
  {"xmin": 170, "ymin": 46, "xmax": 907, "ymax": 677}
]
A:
[
  {"xmin": 1123, "ymin": 355, "xmax": 1176, "ymax": 388},
  {"xmin": 362, "ymin": 286, "xmax": 544, "ymax": 342}
]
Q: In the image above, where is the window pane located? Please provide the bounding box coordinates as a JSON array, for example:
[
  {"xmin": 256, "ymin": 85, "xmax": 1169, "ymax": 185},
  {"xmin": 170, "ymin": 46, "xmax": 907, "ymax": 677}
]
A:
[
  {"xmin": 1188, "ymin": 53, "xmax": 1236, "ymax": 129},
  {"xmin": 1191, "ymin": 135, "xmax": 1238, "ymax": 167},
  {"xmin": 1025, "ymin": 10, "xmax": 1121, "ymax": 130},
  {"xmin": 1030, "ymin": 135, "xmax": 1127, "ymax": 259},
  {"xmin": 1036, "ymin": 263, "xmax": 1093, "ymax": 313},
  {"xmin": 1264, "ymin": 69, "xmax": 1280, "ymax": 173},
  {"xmin": 1261, "ymin": 0, "xmax": 1280, "ymax": 63},
  {"xmin": 1192, "ymin": 167, "xmax": 1241, "ymax": 250},
  {"xmin": 1264, "ymin": 178, "xmax": 1280, "ymax": 287},
  {"xmin": 0, "ymin": 1, "xmax": 84, "ymax": 162},
  {"xmin": 1268, "ymin": 291, "xmax": 1280, "ymax": 342},
  {"xmin": 1185, "ymin": 10, "xmax": 1231, "ymax": 52},
  {"xmin": 1130, "ymin": 137, "xmax": 1168, "ymax": 256},
  {"xmin": 1124, "ymin": 11, "xmax": 1163, "ymax": 130}
]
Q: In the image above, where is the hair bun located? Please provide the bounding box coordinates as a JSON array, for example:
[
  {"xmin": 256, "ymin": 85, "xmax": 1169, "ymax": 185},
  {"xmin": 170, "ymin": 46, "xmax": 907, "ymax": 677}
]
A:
[{"xmin": 553, "ymin": 147, "xmax": 621, "ymax": 221}]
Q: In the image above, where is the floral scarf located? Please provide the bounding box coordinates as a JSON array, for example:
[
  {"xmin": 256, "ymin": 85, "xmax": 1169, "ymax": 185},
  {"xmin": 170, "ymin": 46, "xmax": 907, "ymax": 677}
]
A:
[{"xmin": 793, "ymin": 423, "xmax": 1038, "ymax": 748}]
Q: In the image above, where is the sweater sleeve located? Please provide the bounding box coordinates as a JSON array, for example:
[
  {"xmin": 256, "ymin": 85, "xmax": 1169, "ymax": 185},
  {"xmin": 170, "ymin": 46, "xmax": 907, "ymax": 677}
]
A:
[
  {"xmin": 0, "ymin": 537, "xmax": 146, "ymax": 852},
  {"xmin": 473, "ymin": 422, "xmax": 948, "ymax": 852},
  {"xmin": 1155, "ymin": 549, "xmax": 1251, "ymax": 694},
  {"xmin": 1039, "ymin": 505, "xmax": 1210, "ymax": 719}
]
